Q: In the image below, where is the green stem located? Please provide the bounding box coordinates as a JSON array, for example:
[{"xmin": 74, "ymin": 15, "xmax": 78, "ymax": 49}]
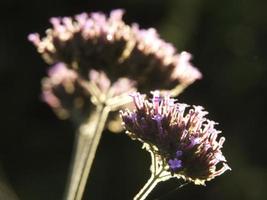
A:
[
  {"xmin": 64, "ymin": 105, "xmax": 110, "ymax": 200},
  {"xmin": 169, "ymin": 84, "xmax": 188, "ymax": 97},
  {"xmin": 133, "ymin": 168, "xmax": 164, "ymax": 200},
  {"xmin": 64, "ymin": 87, "xmax": 133, "ymax": 200}
]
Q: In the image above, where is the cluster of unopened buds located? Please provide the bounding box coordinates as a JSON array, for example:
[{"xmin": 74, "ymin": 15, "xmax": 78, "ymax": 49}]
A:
[{"xmin": 28, "ymin": 8, "xmax": 229, "ymax": 200}]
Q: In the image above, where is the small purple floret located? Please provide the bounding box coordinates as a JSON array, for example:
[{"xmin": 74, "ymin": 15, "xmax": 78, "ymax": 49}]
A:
[
  {"xmin": 176, "ymin": 150, "xmax": 183, "ymax": 157},
  {"xmin": 168, "ymin": 158, "xmax": 182, "ymax": 170},
  {"xmin": 152, "ymin": 114, "xmax": 164, "ymax": 134},
  {"xmin": 187, "ymin": 137, "xmax": 201, "ymax": 149}
]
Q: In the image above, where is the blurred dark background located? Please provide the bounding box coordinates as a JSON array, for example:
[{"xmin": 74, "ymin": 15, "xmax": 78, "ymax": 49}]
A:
[{"xmin": 0, "ymin": 0, "xmax": 267, "ymax": 199}]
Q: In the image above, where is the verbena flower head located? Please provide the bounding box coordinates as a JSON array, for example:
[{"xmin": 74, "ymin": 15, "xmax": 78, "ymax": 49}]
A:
[
  {"xmin": 28, "ymin": 9, "xmax": 201, "ymax": 92},
  {"xmin": 42, "ymin": 62, "xmax": 135, "ymax": 125},
  {"xmin": 42, "ymin": 63, "xmax": 92, "ymax": 121},
  {"xmin": 121, "ymin": 91, "xmax": 231, "ymax": 185}
]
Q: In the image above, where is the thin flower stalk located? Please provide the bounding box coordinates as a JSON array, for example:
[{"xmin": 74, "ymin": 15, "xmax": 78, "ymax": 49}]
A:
[
  {"xmin": 65, "ymin": 105, "xmax": 110, "ymax": 200},
  {"xmin": 133, "ymin": 146, "xmax": 169, "ymax": 200},
  {"xmin": 64, "ymin": 88, "xmax": 134, "ymax": 200}
]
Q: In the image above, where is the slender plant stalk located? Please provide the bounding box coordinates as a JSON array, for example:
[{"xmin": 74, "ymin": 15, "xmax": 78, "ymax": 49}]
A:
[
  {"xmin": 169, "ymin": 84, "xmax": 188, "ymax": 97},
  {"xmin": 63, "ymin": 83, "xmax": 133, "ymax": 200},
  {"xmin": 134, "ymin": 169, "xmax": 164, "ymax": 200},
  {"xmin": 133, "ymin": 147, "xmax": 165, "ymax": 200},
  {"xmin": 64, "ymin": 105, "xmax": 110, "ymax": 200},
  {"xmin": 0, "ymin": 166, "xmax": 19, "ymax": 200}
]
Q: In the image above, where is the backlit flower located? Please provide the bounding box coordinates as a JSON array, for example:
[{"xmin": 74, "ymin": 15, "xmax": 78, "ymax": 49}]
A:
[
  {"xmin": 42, "ymin": 63, "xmax": 135, "ymax": 124},
  {"xmin": 42, "ymin": 63, "xmax": 92, "ymax": 121},
  {"xmin": 29, "ymin": 9, "xmax": 201, "ymax": 93},
  {"xmin": 121, "ymin": 91, "xmax": 231, "ymax": 185}
]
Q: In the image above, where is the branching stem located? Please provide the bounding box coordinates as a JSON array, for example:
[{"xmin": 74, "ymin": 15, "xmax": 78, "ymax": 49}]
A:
[{"xmin": 134, "ymin": 168, "xmax": 164, "ymax": 200}]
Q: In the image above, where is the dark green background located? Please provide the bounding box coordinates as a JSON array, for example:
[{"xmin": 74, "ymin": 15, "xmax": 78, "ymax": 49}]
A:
[{"xmin": 0, "ymin": 0, "xmax": 266, "ymax": 199}]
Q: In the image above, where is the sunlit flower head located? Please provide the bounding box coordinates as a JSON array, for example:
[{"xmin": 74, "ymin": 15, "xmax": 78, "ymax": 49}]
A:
[
  {"xmin": 42, "ymin": 63, "xmax": 92, "ymax": 121},
  {"xmin": 28, "ymin": 9, "xmax": 201, "ymax": 92},
  {"xmin": 121, "ymin": 91, "xmax": 231, "ymax": 185},
  {"xmin": 42, "ymin": 62, "xmax": 135, "ymax": 125}
]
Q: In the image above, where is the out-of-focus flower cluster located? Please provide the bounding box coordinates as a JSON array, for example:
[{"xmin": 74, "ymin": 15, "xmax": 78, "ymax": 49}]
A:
[
  {"xmin": 42, "ymin": 62, "xmax": 135, "ymax": 125},
  {"xmin": 29, "ymin": 9, "xmax": 201, "ymax": 129},
  {"xmin": 121, "ymin": 92, "xmax": 230, "ymax": 185},
  {"xmin": 42, "ymin": 63, "xmax": 92, "ymax": 121},
  {"xmin": 29, "ymin": 9, "xmax": 201, "ymax": 92}
]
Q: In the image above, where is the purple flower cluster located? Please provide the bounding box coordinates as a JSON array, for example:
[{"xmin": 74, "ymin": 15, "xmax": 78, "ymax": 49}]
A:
[
  {"xmin": 28, "ymin": 9, "xmax": 201, "ymax": 92},
  {"xmin": 121, "ymin": 91, "xmax": 230, "ymax": 184},
  {"xmin": 42, "ymin": 63, "xmax": 92, "ymax": 121},
  {"xmin": 42, "ymin": 62, "xmax": 135, "ymax": 124}
]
